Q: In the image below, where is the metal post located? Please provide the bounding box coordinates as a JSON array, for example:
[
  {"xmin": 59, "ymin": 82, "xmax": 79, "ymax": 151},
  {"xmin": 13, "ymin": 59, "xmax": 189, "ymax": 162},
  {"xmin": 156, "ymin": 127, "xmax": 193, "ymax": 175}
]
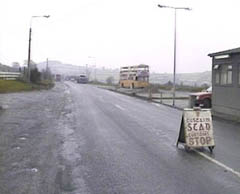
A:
[
  {"xmin": 46, "ymin": 58, "xmax": 49, "ymax": 79},
  {"xmin": 27, "ymin": 27, "xmax": 32, "ymax": 82},
  {"xmin": 157, "ymin": 4, "xmax": 191, "ymax": 107},
  {"xmin": 94, "ymin": 58, "xmax": 97, "ymax": 81},
  {"xmin": 85, "ymin": 64, "xmax": 88, "ymax": 75},
  {"xmin": 160, "ymin": 92, "xmax": 163, "ymax": 103},
  {"xmin": 173, "ymin": 9, "xmax": 177, "ymax": 107},
  {"xmin": 149, "ymin": 88, "xmax": 152, "ymax": 100},
  {"xmin": 46, "ymin": 58, "xmax": 48, "ymax": 69},
  {"xmin": 94, "ymin": 68, "xmax": 96, "ymax": 81}
]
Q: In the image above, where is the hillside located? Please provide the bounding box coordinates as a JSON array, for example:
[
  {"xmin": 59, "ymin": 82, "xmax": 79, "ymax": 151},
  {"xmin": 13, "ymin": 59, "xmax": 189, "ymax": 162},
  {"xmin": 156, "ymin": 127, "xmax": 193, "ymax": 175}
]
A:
[
  {"xmin": 150, "ymin": 71, "xmax": 211, "ymax": 86},
  {"xmin": 37, "ymin": 60, "xmax": 211, "ymax": 86},
  {"xmin": 0, "ymin": 63, "xmax": 19, "ymax": 72}
]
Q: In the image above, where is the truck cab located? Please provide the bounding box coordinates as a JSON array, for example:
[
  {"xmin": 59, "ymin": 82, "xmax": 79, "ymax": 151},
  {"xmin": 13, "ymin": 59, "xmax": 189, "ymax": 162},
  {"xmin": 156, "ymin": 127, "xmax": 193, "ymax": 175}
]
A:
[{"xmin": 189, "ymin": 87, "xmax": 212, "ymax": 108}]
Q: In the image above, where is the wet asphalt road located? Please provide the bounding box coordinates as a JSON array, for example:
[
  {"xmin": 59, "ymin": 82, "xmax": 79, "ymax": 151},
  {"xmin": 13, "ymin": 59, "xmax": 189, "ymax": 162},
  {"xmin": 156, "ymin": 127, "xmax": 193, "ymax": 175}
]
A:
[{"xmin": 0, "ymin": 82, "xmax": 240, "ymax": 194}]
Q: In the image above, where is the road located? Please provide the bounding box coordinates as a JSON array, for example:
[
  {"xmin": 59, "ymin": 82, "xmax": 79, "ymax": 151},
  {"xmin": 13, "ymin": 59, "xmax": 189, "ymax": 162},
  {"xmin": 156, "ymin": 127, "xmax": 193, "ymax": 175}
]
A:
[{"xmin": 0, "ymin": 82, "xmax": 239, "ymax": 194}]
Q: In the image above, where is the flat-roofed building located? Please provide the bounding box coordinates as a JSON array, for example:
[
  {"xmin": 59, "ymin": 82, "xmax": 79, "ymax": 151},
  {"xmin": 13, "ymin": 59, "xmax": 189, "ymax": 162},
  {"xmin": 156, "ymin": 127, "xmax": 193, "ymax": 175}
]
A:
[{"xmin": 208, "ymin": 47, "xmax": 240, "ymax": 119}]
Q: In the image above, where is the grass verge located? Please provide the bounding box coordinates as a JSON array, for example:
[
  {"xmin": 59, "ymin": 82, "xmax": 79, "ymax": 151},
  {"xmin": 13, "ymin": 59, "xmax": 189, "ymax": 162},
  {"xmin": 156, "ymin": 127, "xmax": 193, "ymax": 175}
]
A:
[{"xmin": 0, "ymin": 80, "xmax": 54, "ymax": 93}]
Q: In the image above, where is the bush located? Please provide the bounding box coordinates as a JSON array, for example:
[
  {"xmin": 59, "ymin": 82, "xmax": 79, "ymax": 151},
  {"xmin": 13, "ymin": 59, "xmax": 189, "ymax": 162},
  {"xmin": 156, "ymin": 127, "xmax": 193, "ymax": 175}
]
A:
[
  {"xmin": 30, "ymin": 68, "xmax": 41, "ymax": 83},
  {"xmin": 106, "ymin": 76, "xmax": 114, "ymax": 85}
]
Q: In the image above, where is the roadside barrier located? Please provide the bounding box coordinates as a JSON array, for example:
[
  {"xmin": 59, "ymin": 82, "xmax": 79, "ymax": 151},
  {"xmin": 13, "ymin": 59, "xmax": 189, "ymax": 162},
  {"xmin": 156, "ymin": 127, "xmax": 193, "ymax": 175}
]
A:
[{"xmin": 0, "ymin": 72, "xmax": 22, "ymax": 80}]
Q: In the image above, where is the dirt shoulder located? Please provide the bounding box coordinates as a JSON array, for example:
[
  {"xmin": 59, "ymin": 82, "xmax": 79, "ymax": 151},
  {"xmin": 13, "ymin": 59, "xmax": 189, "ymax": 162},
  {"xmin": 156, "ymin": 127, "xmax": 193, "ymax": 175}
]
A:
[{"xmin": 0, "ymin": 82, "xmax": 71, "ymax": 193}]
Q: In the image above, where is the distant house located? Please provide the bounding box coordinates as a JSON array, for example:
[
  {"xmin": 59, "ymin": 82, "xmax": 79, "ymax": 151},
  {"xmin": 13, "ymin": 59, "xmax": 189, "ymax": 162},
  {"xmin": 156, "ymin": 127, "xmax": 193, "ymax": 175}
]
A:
[{"xmin": 208, "ymin": 47, "xmax": 240, "ymax": 119}]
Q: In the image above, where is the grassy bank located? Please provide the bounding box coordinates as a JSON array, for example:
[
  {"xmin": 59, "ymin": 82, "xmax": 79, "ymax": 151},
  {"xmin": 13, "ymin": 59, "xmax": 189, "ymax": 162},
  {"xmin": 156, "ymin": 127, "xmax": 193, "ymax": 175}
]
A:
[{"xmin": 0, "ymin": 80, "xmax": 54, "ymax": 93}]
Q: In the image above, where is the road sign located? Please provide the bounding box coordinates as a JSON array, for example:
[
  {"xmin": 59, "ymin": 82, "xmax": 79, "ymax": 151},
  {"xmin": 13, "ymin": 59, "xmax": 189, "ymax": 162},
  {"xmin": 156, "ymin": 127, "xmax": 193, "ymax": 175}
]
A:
[{"xmin": 177, "ymin": 108, "xmax": 215, "ymax": 151}]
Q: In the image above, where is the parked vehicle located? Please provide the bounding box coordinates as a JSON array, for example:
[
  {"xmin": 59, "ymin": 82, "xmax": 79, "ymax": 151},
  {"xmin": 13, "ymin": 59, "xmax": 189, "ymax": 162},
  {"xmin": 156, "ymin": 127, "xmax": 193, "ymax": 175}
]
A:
[
  {"xmin": 189, "ymin": 87, "xmax": 212, "ymax": 108},
  {"xmin": 77, "ymin": 75, "xmax": 88, "ymax": 84}
]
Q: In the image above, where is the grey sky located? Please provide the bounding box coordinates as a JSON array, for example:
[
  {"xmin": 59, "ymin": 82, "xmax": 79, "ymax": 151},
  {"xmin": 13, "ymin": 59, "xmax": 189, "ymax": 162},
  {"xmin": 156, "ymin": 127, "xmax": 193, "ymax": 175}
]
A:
[{"xmin": 1, "ymin": 0, "xmax": 240, "ymax": 73}]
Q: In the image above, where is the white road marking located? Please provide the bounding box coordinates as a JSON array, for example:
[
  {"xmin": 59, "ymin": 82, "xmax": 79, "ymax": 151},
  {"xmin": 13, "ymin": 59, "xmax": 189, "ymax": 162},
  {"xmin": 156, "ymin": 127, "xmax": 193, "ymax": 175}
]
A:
[
  {"xmin": 115, "ymin": 104, "xmax": 125, "ymax": 111},
  {"xmin": 193, "ymin": 149, "xmax": 240, "ymax": 178},
  {"xmin": 151, "ymin": 102, "xmax": 161, "ymax": 107}
]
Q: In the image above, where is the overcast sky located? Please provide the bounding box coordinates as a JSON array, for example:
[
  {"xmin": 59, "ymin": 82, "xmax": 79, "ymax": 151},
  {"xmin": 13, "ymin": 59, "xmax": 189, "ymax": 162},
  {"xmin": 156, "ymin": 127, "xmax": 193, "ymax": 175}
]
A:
[{"xmin": 1, "ymin": 0, "xmax": 240, "ymax": 73}]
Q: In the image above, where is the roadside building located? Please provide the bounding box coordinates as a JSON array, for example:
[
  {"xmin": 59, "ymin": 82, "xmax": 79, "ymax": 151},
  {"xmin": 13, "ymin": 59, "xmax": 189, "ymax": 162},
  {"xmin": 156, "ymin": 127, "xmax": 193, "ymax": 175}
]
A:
[{"xmin": 208, "ymin": 47, "xmax": 240, "ymax": 119}]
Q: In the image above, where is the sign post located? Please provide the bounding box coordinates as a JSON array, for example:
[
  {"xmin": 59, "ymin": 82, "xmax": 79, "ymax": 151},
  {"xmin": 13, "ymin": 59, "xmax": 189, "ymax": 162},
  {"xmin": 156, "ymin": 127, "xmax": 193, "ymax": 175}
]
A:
[{"xmin": 176, "ymin": 108, "xmax": 215, "ymax": 152}]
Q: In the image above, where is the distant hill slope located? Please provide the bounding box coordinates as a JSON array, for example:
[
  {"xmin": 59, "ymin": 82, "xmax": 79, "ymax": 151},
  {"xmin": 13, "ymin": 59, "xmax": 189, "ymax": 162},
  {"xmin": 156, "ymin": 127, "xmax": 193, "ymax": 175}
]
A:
[
  {"xmin": 0, "ymin": 63, "xmax": 19, "ymax": 72},
  {"xmin": 37, "ymin": 60, "xmax": 120, "ymax": 83},
  {"xmin": 150, "ymin": 71, "xmax": 211, "ymax": 86},
  {"xmin": 37, "ymin": 60, "xmax": 211, "ymax": 86},
  {"xmin": 37, "ymin": 60, "xmax": 87, "ymax": 75}
]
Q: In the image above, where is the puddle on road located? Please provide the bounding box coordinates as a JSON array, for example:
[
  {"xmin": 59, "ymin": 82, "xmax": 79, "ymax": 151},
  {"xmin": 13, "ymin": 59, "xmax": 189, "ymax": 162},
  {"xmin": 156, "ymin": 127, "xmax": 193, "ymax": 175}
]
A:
[
  {"xmin": 11, "ymin": 162, "xmax": 21, "ymax": 168},
  {"xmin": 1, "ymin": 105, "xmax": 9, "ymax": 109},
  {"xmin": 18, "ymin": 133, "xmax": 29, "ymax": 141},
  {"xmin": 12, "ymin": 146, "xmax": 21, "ymax": 150},
  {"xmin": 31, "ymin": 168, "xmax": 38, "ymax": 173},
  {"xmin": 19, "ymin": 137, "xmax": 27, "ymax": 140},
  {"xmin": 64, "ymin": 90, "xmax": 70, "ymax": 94},
  {"xmin": 8, "ymin": 167, "xmax": 39, "ymax": 176}
]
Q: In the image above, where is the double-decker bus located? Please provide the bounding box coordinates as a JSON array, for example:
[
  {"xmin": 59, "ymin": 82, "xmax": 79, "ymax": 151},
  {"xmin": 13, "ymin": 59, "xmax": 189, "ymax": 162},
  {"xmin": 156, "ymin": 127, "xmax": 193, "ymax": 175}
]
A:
[{"xmin": 119, "ymin": 64, "xmax": 149, "ymax": 88}]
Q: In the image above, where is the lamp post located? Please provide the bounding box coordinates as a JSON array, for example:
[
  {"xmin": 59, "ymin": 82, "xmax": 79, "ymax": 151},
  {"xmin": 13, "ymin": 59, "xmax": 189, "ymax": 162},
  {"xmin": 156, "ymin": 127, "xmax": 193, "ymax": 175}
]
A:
[
  {"xmin": 157, "ymin": 4, "xmax": 191, "ymax": 106},
  {"xmin": 27, "ymin": 15, "xmax": 50, "ymax": 82}
]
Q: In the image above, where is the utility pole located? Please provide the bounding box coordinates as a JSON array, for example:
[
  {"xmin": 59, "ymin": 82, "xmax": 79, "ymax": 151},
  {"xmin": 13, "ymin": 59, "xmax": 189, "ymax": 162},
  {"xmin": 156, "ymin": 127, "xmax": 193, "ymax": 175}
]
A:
[
  {"xmin": 27, "ymin": 27, "xmax": 32, "ymax": 82},
  {"xmin": 94, "ymin": 67, "xmax": 96, "ymax": 81},
  {"xmin": 173, "ymin": 9, "xmax": 177, "ymax": 107},
  {"xmin": 46, "ymin": 58, "xmax": 49, "ymax": 80},
  {"xmin": 46, "ymin": 58, "xmax": 48, "ymax": 69},
  {"xmin": 27, "ymin": 15, "xmax": 50, "ymax": 83},
  {"xmin": 86, "ymin": 64, "xmax": 88, "ymax": 76}
]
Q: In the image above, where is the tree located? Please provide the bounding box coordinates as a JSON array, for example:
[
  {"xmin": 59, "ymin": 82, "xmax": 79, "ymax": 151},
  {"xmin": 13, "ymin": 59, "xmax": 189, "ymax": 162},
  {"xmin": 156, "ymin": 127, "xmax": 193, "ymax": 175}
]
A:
[
  {"xmin": 106, "ymin": 76, "xmax": 114, "ymax": 85},
  {"xmin": 41, "ymin": 67, "xmax": 52, "ymax": 80},
  {"xmin": 165, "ymin": 80, "xmax": 173, "ymax": 86},
  {"xmin": 30, "ymin": 68, "xmax": 41, "ymax": 83}
]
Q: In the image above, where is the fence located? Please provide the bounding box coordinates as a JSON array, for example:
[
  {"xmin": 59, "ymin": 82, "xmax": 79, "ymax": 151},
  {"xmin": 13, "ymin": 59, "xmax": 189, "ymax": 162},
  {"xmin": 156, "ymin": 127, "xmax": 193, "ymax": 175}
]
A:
[
  {"xmin": 101, "ymin": 85, "xmax": 190, "ymax": 109},
  {"xmin": 0, "ymin": 72, "xmax": 22, "ymax": 80},
  {"xmin": 147, "ymin": 90, "xmax": 190, "ymax": 109}
]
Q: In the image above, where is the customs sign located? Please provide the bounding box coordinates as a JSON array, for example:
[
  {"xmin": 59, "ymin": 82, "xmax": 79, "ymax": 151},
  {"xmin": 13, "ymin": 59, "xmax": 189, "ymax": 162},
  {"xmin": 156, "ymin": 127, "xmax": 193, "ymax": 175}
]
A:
[{"xmin": 177, "ymin": 108, "xmax": 215, "ymax": 148}]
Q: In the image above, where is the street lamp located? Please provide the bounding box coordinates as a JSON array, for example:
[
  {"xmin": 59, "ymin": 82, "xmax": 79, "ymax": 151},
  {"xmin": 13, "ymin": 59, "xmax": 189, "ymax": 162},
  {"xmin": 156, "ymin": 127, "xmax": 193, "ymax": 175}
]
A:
[
  {"xmin": 27, "ymin": 15, "xmax": 50, "ymax": 82},
  {"xmin": 157, "ymin": 4, "xmax": 191, "ymax": 106}
]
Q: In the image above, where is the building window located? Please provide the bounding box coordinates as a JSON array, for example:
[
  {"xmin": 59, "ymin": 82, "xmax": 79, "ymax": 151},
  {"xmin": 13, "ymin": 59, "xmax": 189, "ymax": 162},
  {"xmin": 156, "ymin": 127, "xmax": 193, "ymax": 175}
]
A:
[
  {"xmin": 213, "ymin": 65, "xmax": 220, "ymax": 84},
  {"xmin": 214, "ymin": 64, "xmax": 232, "ymax": 85},
  {"xmin": 227, "ymin": 65, "xmax": 232, "ymax": 84},
  {"xmin": 220, "ymin": 65, "xmax": 232, "ymax": 85},
  {"xmin": 239, "ymin": 66, "xmax": 240, "ymax": 85},
  {"xmin": 220, "ymin": 65, "xmax": 227, "ymax": 84},
  {"xmin": 216, "ymin": 72, "xmax": 220, "ymax": 84}
]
